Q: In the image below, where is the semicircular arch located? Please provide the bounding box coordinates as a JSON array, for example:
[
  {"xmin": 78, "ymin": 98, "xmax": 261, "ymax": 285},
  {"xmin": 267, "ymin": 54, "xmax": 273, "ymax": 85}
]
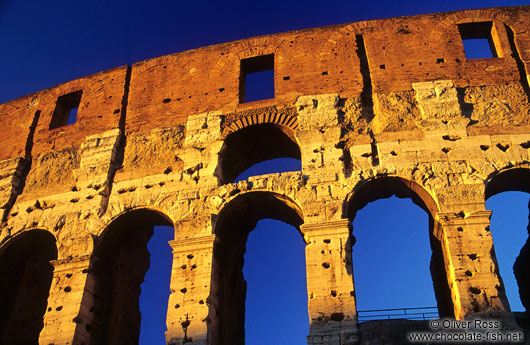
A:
[
  {"xmin": 346, "ymin": 175, "xmax": 439, "ymax": 220},
  {"xmin": 216, "ymin": 123, "xmax": 302, "ymax": 184},
  {"xmin": 214, "ymin": 190, "xmax": 304, "ymax": 238},
  {"xmin": 485, "ymin": 166, "xmax": 530, "ymax": 201},
  {"xmin": 0, "ymin": 227, "xmax": 57, "ymax": 254},
  {"xmin": 211, "ymin": 190, "xmax": 305, "ymax": 345},
  {"xmin": 484, "ymin": 166, "xmax": 530, "ymax": 312},
  {"xmin": 0, "ymin": 229, "xmax": 57, "ymax": 345},
  {"xmin": 95, "ymin": 207, "xmax": 173, "ymax": 261}
]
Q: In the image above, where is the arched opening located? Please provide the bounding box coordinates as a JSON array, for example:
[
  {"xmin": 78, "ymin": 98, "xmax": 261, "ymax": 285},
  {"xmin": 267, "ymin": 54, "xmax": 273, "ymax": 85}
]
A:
[
  {"xmin": 0, "ymin": 229, "xmax": 57, "ymax": 344},
  {"xmin": 90, "ymin": 209, "xmax": 174, "ymax": 345},
  {"xmin": 211, "ymin": 192, "xmax": 307, "ymax": 345},
  {"xmin": 485, "ymin": 168, "xmax": 530, "ymax": 314},
  {"xmin": 347, "ymin": 177, "xmax": 453, "ymax": 320},
  {"xmin": 217, "ymin": 123, "xmax": 301, "ymax": 184},
  {"xmin": 139, "ymin": 225, "xmax": 174, "ymax": 344}
]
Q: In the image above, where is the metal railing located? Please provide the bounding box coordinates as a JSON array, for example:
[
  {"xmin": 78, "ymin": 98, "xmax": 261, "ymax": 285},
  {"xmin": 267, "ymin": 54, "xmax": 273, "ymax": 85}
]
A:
[{"xmin": 357, "ymin": 307, "xmax": 439, "ymax": 322}]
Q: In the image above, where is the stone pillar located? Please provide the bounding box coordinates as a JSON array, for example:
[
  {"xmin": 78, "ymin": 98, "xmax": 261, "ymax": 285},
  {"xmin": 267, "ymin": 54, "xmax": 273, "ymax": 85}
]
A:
[
  {"xmin": 39, "ymin": 255, "xmax": 95, "ymax": 345},
  {"xmin": 434, "ymin": 210, "xmax": 510, "ymax": 319},
  {"xmin": 302, "ymin": 219, "xmax": 358, "ymax": 345},
  {"xmin": 166, "ymin": 235, "xmax": 216, "ymax": 345}
]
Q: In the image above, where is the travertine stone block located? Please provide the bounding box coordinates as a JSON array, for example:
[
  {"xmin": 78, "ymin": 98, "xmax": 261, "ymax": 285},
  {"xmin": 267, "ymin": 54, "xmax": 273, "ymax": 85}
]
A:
[
  {"xmin": 412, "ymin": 80, "xmax": 461, "ymax": 120},
  {"xmin": 303, "ymin": 220, "xmax": 359, "ymax": 345},
  {"xmin": 434, "ymin": 211, "xmax": 509, "ymax": 319},
  {"xmin": 0, "ymin": 157, "xmax": 24, "ymax": 221},
  {"xmin": 39, "ymin": 256, "xmax": 93, "ymax": 345},
  {"xmin": 166, "ymin": 235, "xmax": 216, "ymax": 345}
]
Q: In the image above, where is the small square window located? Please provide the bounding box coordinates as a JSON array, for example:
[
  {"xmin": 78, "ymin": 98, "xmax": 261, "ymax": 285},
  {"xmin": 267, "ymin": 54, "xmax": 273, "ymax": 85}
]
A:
[
  {"xmin": 458, "ymin": 22, "xmax": 502, "ymax": 59},
  {"xmin": 50, "ymin": 90, "xmax": 83, "ymax": 129},
  {"xmin": 240, "ymin": 54, "xmax": 274, "ymax": 103}
]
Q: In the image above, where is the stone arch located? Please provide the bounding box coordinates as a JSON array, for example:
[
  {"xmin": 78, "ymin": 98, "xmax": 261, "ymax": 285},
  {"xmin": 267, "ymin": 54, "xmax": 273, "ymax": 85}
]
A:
[
  {"xmin": 221, "ymin": 109, "xmax": 298, "ymax": 136},
  {"xmin": 88, "ymin": 208, "xmax": 174, "ymax": 345},
  {"xmin": 486, "ymin": 166, "xmax": 530, "ymax": 200},
  {"xmin": 346, "ymin": 175, "xmax": 439, "ymax": 219},
  {"xmin": 346, "ymin": 176, "xmax": 454, "ymax": 317},
  {"xmin": 216, "ymin": 122, "xmax": 301, "ymax": 184},
  {"xmin": 210, "ymin": 191, "xmax": 304, "ymax": 345},
  {"xmin": 0, "ymin": 229, "xmax": 57, "ymax": 344},
  {"xmin": 485, "ymin": 167, "xmax": 530, "ymax": 312}
]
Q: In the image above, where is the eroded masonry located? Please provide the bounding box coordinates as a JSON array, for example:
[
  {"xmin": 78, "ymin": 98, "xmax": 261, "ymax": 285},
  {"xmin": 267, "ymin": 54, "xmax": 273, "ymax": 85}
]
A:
[{"xmin": 1, "ymin": 6, "xmax": 530, "ymax": 345}]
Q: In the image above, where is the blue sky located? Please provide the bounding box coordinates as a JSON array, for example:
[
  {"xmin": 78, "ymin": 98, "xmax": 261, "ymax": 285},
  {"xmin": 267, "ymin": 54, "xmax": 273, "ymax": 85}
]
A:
[{"xmin": 2, "ymin": 1, "xmax": 530, "ymax": 344}]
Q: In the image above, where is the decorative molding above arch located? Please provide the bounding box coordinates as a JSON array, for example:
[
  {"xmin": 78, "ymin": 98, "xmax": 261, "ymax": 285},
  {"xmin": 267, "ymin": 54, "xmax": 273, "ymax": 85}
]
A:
[{"xmin": 222, "ymin": 109, "xmax": 298, "ymax": 136}]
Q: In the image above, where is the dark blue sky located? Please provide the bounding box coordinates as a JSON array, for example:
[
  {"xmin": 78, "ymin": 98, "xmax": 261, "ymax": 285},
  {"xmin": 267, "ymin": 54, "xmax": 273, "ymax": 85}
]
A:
[
  {"xmin": 1, "ymin": 0, "xmax": 529, "ymax": 104},
  {"xmin": 2, "ymin": 1, "xmax": 530, "ymax": 345}
]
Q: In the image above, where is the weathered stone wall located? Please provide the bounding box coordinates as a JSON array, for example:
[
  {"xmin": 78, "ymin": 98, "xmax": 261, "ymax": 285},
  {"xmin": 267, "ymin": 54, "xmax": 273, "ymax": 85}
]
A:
[{"xmin": 0, "ymin": 5, "xmax": 529, "ymax": 345}]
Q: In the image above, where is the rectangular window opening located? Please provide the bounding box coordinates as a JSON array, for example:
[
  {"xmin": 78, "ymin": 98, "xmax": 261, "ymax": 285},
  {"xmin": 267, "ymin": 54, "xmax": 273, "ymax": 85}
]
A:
[
  {"xmin": 240, "ymin": 54, "xmax": 274, "ymax": 103},
  {"xmin": 50, "ymin": 90, "xmax": 83, "ymax": 129},
  {"xmin": 458, "ymin": 21, "xmax": 502, "ymax": 59}
]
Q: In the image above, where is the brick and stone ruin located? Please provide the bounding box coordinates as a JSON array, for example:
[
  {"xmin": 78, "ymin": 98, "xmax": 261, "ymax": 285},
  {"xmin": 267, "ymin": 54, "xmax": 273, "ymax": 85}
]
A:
[{"xmin": 1, "ymin": 5, "xmax": 530, "ymax": 345}]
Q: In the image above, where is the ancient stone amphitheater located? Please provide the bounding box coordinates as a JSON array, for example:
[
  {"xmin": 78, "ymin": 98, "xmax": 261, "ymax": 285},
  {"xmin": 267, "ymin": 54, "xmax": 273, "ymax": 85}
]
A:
[{"xmin": 1, "ymin": 5, "xmax": 530, "ymax": 345}]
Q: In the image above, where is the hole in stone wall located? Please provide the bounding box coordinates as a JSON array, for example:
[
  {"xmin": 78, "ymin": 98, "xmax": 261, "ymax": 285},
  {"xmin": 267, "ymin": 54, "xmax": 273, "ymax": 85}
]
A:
[
  {"xmin": 240, "ymin": 54, "xmax": 274, "ymax": 103},
  {"xmin": 521, "ymin": 141, "xmax": 530, "ymax": 149},
  {"xmin": 458, "ymin": 21, "xmax": 502, "ymax": 59},
  {"xmin": 468, "ymin": 254, "xmax": 478, "ymax": 260},
  {"xmin": 497, "ymin": 143, "xmax": 510, "ymax": 152},
  {"xmin": 330, "ymin": 312, "xmax": 344, "ymax": 321},
  {"xmin": 49, "ymin": 90, "xmax": 83, "ymax": 129},
  {"xmin": 469, "ymin": 287, "xmax": 481, "ymax": 294}
]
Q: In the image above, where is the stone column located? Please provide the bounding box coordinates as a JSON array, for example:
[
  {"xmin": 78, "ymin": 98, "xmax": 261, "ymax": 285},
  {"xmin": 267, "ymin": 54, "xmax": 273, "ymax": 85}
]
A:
[
  {"xmin": 166, "ymin": 235, "xmax": 217, "ymax": 345},
  {"xmin": 302, "ymin": 219, "xmax": 358, "ymax": 345},
  {"xmin": 39, "ymin": 255, "xmax": 95, "ymax": 345},
  {"xmin": 434, "ymin": 210, "xmax": 510, "ymax": 319}
]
